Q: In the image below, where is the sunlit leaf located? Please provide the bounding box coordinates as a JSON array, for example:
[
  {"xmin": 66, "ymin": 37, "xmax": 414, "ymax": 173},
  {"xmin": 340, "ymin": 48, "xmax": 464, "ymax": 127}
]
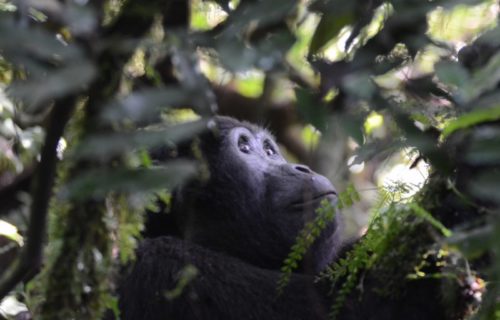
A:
[
  {"xmin": 0, "ymin": 296, "xmax": 28, "ymax": 318},
  {"xmin": 442, "ymin": 105, "xmax": 500, "ymax": 138},
  {"xmin": 234, "ymin": 74, "xmax": 264, "ymax": 98},
  {"xmin": 0, "ymin": 220, "xmax": 22, "ymax": 244},
  {"xmin": 409, "ymin": 203, "xmax": 452, "ymax": 237},
  {"xmin": 364, "ymin": 111, "xmax": 384, "ymax": 135},
  {"xmin": 310, "ymin": 12, "xmax": 354, "ymax": 55}
]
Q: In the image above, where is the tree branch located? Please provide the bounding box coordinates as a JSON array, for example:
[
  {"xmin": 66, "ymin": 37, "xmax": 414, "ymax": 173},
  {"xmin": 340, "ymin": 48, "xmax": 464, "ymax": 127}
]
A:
[{"xmin": 0, "ymin": 96, "xmax": 77, "ymax": 300}]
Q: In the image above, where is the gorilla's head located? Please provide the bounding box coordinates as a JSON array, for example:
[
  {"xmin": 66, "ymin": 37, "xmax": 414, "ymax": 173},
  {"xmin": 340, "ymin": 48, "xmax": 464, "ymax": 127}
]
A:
[{"xmin": 173, "ymin": 116, "xmax": 342, "ymax": 273}]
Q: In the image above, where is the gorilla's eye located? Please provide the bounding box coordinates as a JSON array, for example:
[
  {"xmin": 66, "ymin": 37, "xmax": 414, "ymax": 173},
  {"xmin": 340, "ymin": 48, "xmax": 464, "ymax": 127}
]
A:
[
  {"xmin": 238, "ymin": 135, "xmax": 251, "ymax": 154},
  {"xmin": 263, "ymin": 140, "xmax": 277, "ymax": 156}
]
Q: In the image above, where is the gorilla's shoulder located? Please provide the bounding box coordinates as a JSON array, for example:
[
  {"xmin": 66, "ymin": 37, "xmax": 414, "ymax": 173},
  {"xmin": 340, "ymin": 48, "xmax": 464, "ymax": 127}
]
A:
[
  {"xmin": 134, "ymin": 236, "xmax": 280, "ymax": 277},
  {"xmin": 136, "ymin": 236, "xmax": 231, "ymax": 265},
  {"xmin": 121, "ymin": 236, "xmax": 329, "ymax": 320}
]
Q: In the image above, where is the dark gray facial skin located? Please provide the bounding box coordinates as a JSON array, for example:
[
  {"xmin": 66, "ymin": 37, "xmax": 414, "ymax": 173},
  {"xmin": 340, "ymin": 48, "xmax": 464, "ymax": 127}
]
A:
[{"xmin": 177, "ymin": 116, "xmax": 342, "ymax": 273}]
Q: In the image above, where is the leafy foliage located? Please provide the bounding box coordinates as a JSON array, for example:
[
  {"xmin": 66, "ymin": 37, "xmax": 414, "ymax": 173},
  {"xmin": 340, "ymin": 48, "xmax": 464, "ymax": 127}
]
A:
[
  {"xmin": 321, "ymin": 184, "xmax": 454, "ymax": 319},
  {"xmin": 277, "ymin": 184, "xmax": 360, "ymax": 294},
  {"xmin": 0, "ymin": 0, "xmax": 499, "ymax": 318}
]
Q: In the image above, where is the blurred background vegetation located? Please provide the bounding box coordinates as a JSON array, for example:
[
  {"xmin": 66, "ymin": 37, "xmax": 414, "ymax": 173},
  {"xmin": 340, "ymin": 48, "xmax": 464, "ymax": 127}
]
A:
[{"xmin": 0, "ymin": 0, "xmax": 499, "ymax": 319}]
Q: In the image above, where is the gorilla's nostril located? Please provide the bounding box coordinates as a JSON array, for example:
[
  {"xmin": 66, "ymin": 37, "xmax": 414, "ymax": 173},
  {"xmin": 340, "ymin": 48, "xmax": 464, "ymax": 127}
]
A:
[{"xmin": 295, "ymin": 165, "xmax": 312, "ymax": 174}]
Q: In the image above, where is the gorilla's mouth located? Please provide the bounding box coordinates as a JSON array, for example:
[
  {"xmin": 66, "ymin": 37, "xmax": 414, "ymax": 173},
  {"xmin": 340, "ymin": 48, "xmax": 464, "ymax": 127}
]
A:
[{"xmin": 289, "ymin": 191, "xmax": 337, "ymax": 208}]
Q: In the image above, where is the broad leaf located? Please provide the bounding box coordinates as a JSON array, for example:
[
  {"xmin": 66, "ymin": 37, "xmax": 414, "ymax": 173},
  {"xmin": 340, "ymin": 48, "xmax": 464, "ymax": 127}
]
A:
[
  {"xmin": 446, "ymin": 224, "xmax": 493, "ymax": 259},
  {"xmin": 0, "ymin": 17, "xmax": 84, "ymax": 64},
  {"xmin": 435, "ymin": 60, "xmax": 469, "ymax": 89},
  {"xmin": 8, "ymin": 61, "xmax": 96, "ymax": 112},
  {"xmin": 295, "ymin": 88, "xmax": 328, "ymax": 132},
  {"xmin": 464, "ymin": 127, "xmax": 500, "ymax": 165},
  {"xmin": 220, "ymin": 0, "xmax": 297, "ymax": 37},
  {"xmin": 458, "ymin": 52, "xmax": 500, "ymax": 103},
  {"xmin": 101, "ymin": 87, "xmax": 198, "ymax": 124},
  {"xmin": 310, "ymin": 12, "xmax": 354, "ymax": 55},
  {"xmin": 61, "ymin": 161, "xmax": 197, "ymax": 201},
  {"xmin": 75, "ymin": 120, "xmax": 208, "ymax": 161},
  {"xmin": 469, "ymin": 171, "xmax": 500, "ymax": 204},
  {"xmin": 442, "ymin": 105, "xmax": 500, "ymax": 138}
]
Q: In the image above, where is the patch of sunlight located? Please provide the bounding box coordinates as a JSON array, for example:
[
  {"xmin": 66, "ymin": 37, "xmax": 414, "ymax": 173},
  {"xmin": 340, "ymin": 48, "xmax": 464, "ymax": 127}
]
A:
[
  {"xmin": 364, "ymin": 111, "xmax": 384, "ymax": 135},
  {"xmin": 376, "ymin": 148, "xmax": 430, "ymax": 199},
  {"xmin": 191, "ymin": 0, "xmax": 228, "ymax": 31},
  {"xmin": 301, "ymin": 124, "xmax": 321, "ymax": 149},
  {"xmin": 0, "ymin": 220, "xmax": 22, "ymax": 244}
]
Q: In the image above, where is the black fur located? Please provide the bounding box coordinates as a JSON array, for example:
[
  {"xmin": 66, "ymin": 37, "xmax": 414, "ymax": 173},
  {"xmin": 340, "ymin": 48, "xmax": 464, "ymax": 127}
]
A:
[
  {"xmin": 117, "ymin": 117, "xmax": 474, "ymax": 320},
  {"xmin": 117, "ymin": 116, "xmax": 341, "ymax": 319}
]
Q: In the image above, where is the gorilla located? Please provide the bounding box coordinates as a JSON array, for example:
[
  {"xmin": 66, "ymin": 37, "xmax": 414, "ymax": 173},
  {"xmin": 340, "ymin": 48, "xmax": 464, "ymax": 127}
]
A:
[
  {"xmin": 116, "ymin": 116, "xmax": 465, "ymax": 320},
  {"xmin": 117, "ymin": 116, "xmax": 343, "ymax": 320}
]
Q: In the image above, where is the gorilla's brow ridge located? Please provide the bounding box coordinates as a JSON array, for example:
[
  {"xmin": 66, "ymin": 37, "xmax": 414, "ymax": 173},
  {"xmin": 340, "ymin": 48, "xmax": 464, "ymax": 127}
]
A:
[{"xmin": 214, "ymin": 116, "xmax": 275, "ymax": 141}]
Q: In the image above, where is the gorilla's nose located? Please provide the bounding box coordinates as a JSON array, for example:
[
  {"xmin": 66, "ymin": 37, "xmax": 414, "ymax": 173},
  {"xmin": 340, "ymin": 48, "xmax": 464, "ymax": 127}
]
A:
[
  {"xmin": 294, "ymin": 164, "xmax": 313, "ymax": 174},
  {"xmin": 292, "ymin": 164, "xmax": 337, "ymax": 196}
]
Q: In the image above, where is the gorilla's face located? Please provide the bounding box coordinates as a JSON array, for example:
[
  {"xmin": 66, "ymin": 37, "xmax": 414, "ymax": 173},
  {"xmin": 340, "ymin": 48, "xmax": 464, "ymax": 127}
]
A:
[
  {"xmin": 221, "ymin": 123, "xmax": 337, "ymax": 218},
  {"xmin": 179, "ymin": 117, "xmax": 342, "ymax": 273}
]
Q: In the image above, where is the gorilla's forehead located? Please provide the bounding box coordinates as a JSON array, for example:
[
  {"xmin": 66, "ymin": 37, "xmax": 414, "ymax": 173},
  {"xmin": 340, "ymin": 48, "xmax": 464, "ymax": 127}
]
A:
[{"xmin": 212, "ymin": 116, "xmax": 275, "ymax": 140}]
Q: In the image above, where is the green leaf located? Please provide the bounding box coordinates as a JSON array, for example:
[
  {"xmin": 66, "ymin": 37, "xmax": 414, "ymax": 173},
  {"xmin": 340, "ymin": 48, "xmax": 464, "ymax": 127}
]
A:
[
  {"xmin": 464, "ymin": 128, "xmax": 500, "ymax": 165},
  {"xmin": 435, "ymin": 60, "xmax": 469, "ymax": 89},
  {"xmin": 215, "ymin": 39, "xmax": 258, "ymax": 72},
  {"xmin": 61, "ymin": 161, "xmax": 197, "ymax": 201},
  {"xmin": 215, "ymin": 30, "xmax": 295, "ymax": 72},
  {"xmin": 8, "ymin": 61, "xmax": 96, "ymax": 112},
  {"xmin": 409, "ymin": 203, "xmax": 452, "ymax": 237},
  {"xmin": 446, "ymin": 224, "xmax": 493, "ymax": 259},
  {"xmin": 340, "ymin": 114, "xmax": 365, "ymax": 145},
  {"xmin": 0, "ymin": 220, "xmax": 22, "ymax": 244},
  {"xmin": 295, "ymin": 88, "xmax": 328, "ymax": 132},
  {"xmin": 352, "ymin": 139, "xmax": 402, "ymax": 165},
  {"xmin": 442, "ymin": 105, "xmax": 500, "ymax": 138},
  {"xmin": 0, "ymin": 18, "xmax": 84, "ymax": 64},
  {"xmin": 254, "ymin": 31, "xmax": 296, "ymax": 71},
  {"xmin": 343, "ymin": 72, "xmax": 376, "ymax": 100},
  {"xmin": 64, "ymin": 3, "xmax": 98, "ymax": 36},
  {"xmin": 220, "ymin": 0, "xmax": 298, "ymax": 37},
  {"xmin": 469, "ymin": 171, "xmax": 500, "ymax": 204},
  {"xmin": 310, "ymin": 12, "xmax": 354, "ymax": 54},
  {"xmin": 29, "ymin": 1, "xmax": 99, "ymax": 36},
  {"xmin": 101, "ymin": 87, "xmax": 197, "ymax": 124},
  {"xmin": 75, "ymin": 120, "xmax": 208, "ymax": 161},
  {"xmin": 458, "ymin": 52, "xmax": 500, "ymax": 103}
]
